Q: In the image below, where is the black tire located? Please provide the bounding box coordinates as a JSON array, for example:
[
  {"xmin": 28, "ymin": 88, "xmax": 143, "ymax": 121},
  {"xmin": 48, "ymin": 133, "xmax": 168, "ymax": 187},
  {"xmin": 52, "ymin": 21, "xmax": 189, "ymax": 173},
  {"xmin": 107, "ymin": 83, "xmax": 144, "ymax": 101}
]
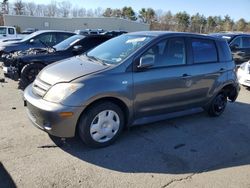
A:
[
  {"xmin": 78, "ymin": 102, "xmax": 125, "ymax": 148},
  {"xmin": 208, "ymin": 91, "xmax": 227, "ymax": 117},
  {"xmin": 19, "ymin": 63, "xmax": 44, "ymax": 90}
]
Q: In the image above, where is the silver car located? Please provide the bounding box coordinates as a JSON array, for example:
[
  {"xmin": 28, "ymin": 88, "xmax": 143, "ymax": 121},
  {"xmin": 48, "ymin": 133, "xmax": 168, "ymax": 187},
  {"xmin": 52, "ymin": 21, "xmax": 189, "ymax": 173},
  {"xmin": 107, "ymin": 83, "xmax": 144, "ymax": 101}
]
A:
[{"xmin": 24, "ymin": 31, "xmax": 240, "ymax": 147}]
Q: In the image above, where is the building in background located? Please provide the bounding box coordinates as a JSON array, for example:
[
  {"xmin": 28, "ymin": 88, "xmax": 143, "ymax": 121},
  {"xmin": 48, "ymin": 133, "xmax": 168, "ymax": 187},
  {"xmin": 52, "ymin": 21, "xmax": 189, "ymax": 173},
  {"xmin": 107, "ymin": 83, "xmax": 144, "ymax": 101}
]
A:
[{"xmin": 3, "ymin": 15, "xmax": 149, "ymax": 32}]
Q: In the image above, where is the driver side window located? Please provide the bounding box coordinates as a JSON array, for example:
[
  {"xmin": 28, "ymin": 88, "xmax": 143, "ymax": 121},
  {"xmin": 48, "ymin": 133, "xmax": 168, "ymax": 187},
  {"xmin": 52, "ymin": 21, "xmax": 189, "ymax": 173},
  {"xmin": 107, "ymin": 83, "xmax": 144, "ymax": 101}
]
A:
[
  {"xmin": 33, "ymin": 33, "xmax": 56, "ymax": 46},
  {"xmin": 141, "ymin": 38, "xmax": 186, "ymax": 67}
]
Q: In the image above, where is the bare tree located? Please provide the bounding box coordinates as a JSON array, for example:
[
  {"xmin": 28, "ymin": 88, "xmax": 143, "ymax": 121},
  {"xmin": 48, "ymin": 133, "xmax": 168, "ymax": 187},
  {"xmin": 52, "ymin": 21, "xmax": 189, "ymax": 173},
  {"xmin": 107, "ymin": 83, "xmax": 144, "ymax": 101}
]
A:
[
  {"xmin": 86, "ymin": 8, "xmax": 94, "ymax": 17},
  {"xmin": 25, "ymin": 2, "xmax": 36, "ymax": 16},
  {"xmin": 46, "ymin": 0, "xmax": 57, "ymax": 17},
  {"xmin": 58, "ymin": 1, "xmax": 71, "ymax": 17},
  {"xmin": 1, "ymin": 0, "xmax": 9, "ymax": 14},
  {"xmin": 72, "ymin": 7, "xmax": 78, "ymax": 17},
  {"xmin": 78, "ymin": 8, "xmax": 86, "ymax": 17},
  {"xmin": 94, "ymin": 7, "xmax": 103, "ymax": 17},
  {"xmin": 13, "ymin": 0, "xmax": 25, "ymax": 15}
]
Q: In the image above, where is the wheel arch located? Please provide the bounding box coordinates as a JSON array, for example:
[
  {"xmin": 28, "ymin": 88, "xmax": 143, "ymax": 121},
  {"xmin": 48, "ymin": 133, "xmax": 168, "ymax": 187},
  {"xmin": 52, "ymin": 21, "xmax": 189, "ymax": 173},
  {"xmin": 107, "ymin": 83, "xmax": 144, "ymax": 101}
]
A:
[{"xmin": 75, "ymin": 96, "xmax": 131, "ymax": 136}]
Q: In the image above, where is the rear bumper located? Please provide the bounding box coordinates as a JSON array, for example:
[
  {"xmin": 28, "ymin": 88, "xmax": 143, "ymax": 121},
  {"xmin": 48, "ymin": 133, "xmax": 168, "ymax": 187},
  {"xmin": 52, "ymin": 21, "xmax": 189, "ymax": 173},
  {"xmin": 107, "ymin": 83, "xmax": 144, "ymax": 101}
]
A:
[{"xmin": 24, "ymin": 84, "xmax": 84, "ymax": 138}]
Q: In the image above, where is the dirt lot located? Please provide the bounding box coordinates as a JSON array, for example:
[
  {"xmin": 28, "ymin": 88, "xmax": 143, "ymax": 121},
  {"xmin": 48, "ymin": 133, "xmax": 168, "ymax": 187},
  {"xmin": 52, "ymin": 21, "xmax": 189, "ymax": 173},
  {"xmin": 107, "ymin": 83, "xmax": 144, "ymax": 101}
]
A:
[{"xmin": 0, "ymin": 68, "xmax": 250, "ymax": 188}]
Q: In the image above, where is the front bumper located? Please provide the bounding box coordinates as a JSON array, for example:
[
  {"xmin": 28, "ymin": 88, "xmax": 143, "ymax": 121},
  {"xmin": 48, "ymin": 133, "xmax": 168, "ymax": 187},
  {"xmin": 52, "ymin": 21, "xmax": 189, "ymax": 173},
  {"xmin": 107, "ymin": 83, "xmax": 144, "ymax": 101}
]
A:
[
  {"xmin": 24, "ymin": 84, "xmax": 84, "ymax": 138},
  {"xmin": 2, "ymin": 65, "xmax": 19, "ymax": 80}
]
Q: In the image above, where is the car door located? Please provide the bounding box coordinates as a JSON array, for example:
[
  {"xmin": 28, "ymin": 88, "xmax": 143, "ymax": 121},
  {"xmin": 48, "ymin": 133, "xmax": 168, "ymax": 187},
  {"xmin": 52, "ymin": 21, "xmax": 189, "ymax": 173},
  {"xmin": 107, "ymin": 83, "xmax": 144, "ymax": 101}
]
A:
[
  {"xmin": 133, "ymin": 37, "xmax": 195, "ymax": 119},
  {"xmin": 187, "ymin": 37, "xmax": 228, "ymax": 104}
]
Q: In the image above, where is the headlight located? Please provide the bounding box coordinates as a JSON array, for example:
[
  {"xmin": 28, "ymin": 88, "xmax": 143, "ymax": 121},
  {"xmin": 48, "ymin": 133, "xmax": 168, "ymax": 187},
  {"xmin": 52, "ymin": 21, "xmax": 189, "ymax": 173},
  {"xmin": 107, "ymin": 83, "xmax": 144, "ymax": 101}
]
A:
[{"xmin": 43, "ymin": 83, "xmax": 83, "ymax": 103}]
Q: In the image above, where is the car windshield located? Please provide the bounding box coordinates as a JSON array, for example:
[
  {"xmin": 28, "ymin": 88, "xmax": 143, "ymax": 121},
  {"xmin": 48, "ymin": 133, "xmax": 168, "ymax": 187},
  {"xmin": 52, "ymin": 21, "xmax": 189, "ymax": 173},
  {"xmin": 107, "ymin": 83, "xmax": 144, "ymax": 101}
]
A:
[
  {"xmin": 20, "ymin": 31, "xmax": 39, "ymax": 42},
  {"xmin": 0, "ymin": 28, "xmax": 7, "ymax": 35},
  {"xmin": 54, "ymin": 35, "xmax": 84, "ymax": 51},
  {"xmin": 86, "ymin": 34, "xmax": 153, "ymax": 65}
]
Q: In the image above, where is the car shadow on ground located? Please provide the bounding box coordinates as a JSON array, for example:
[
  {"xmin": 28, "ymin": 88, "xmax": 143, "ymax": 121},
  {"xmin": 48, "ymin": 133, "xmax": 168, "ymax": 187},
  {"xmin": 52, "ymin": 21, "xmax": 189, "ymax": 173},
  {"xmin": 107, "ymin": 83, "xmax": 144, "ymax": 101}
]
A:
[
  {"xmin": 0, "ymin": 162, "xmax": 16, "ymax": 188},
  {"xmin": 51, "ymin": 101, "xmax": 250, "ymax": 174}
]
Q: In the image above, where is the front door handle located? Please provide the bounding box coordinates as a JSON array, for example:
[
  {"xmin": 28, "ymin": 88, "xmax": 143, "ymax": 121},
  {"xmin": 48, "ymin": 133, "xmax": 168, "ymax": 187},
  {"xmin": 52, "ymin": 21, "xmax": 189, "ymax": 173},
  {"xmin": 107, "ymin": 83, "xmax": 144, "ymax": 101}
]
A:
[{"xmin": 182, "ymin": 74, "xmax": 192, "ymax": 79}]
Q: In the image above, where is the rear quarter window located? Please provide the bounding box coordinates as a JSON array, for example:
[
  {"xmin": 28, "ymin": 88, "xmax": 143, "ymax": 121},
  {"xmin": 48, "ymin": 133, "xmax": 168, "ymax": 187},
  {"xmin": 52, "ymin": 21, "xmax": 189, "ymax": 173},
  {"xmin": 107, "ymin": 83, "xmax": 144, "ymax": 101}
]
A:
[
  {"xmin": 216, "ymin": 40, "xmax": 233, "ymax": 62},
  {"xmin": 192, "ymin": 38, "xmax": 218, "ymax": 63}
]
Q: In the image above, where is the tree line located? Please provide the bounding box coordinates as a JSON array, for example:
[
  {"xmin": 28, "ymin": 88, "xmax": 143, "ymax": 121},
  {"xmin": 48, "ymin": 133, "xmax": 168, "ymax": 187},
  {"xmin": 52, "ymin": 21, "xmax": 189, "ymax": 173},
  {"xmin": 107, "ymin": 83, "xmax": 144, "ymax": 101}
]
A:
[{"xmin": 1, "ymin": 0, "xmax": 250, "ymax": 33}]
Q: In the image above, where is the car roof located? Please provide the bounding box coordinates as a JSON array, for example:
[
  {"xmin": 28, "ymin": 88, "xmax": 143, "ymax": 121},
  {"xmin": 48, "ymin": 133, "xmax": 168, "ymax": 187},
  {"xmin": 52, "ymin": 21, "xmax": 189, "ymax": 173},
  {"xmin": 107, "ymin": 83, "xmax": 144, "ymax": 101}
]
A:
[
  {"xmin": 32, "ymin": 30, "xmax": 75, "ymax": 35},
  {"xmin": 126, "ymin": 31, "xmax": 223, "ymax": 41},
  {"xmin": 210, "ymin": 32, "xmax": 250, "ymax": 37}
]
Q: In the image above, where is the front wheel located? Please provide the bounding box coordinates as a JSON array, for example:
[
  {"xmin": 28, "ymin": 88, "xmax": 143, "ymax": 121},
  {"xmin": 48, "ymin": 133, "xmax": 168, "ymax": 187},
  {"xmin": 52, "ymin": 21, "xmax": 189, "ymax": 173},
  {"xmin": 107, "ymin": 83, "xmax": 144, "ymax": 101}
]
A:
[
  {"xmin": 208, "ymin": 92, "xmax": 227, "ymax": 117},
  {"xmin": 19, "ymin": 63, "xmax": 44, "ymax": 90},
  {"xmin": 78, "ymin": 102, "xmax": 125, "ymax": 148}
]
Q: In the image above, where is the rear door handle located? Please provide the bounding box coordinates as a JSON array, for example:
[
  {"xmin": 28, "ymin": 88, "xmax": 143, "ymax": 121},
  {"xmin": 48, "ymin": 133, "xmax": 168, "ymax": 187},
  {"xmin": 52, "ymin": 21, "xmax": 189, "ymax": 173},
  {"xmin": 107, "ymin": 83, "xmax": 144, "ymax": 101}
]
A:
[
  {"xmin": 218, "ymin": 68, "xmax": 225, "ymax": 73},
  {"xmin": 182, "ymin": 74, "xmax": 192, "ymax": 79}
]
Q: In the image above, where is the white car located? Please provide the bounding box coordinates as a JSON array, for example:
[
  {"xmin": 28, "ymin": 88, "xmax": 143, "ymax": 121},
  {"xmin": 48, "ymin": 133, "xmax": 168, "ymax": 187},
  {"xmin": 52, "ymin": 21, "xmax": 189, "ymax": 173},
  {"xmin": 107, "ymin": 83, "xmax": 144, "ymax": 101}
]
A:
[{"xmin": 237, "ymin": 61, "xmax": 250, "ymax": 87}]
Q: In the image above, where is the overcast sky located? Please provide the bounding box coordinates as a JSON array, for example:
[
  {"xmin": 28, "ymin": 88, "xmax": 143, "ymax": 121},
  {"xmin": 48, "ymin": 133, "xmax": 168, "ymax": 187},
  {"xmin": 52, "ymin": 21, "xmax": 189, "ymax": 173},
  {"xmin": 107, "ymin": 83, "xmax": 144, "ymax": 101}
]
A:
[{"xmin": 10, "ymin": 0, "xmax": 250, "ymax": 21}]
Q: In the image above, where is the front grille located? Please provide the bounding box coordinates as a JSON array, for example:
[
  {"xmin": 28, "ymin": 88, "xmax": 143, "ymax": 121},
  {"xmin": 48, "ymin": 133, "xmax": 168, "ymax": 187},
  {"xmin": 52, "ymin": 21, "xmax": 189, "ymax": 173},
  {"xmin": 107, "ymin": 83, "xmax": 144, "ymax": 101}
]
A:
[{"xmin": 32, "ymin": 78, "xmax": 52, "ymax": 97}]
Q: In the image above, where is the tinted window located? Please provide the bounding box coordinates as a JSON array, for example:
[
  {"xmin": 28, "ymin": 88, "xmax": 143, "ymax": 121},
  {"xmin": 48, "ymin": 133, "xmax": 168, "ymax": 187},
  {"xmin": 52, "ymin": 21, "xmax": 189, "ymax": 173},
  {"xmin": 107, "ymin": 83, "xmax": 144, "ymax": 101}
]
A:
[
  {"xmin": 141, "ymin": 38, "xmax": 186, "ymax": 67},
  {"xmin": 80, "ymin": 37, "xmax": 110, "ymax": 51},
  {"xmin": 33, "ymin": 33, "xmax": 56, "ymax": 46},
  {"xmin": 192, "ymin": 39, "xmax": 217, "ymax": 63},
  {"xmin": 57, "ymin": 33, "xmax": 73, "ymax": 43},
  {"xmin": 242, "ymin": 37, "xmax": 250, "ymax": 48},
  {"xmin": 8, "ymin": 28, "xmax": 15, "ymax": 35},
  {"xmin": 230, "ymin": 37, "xmax": 242, "ymax": 48}
]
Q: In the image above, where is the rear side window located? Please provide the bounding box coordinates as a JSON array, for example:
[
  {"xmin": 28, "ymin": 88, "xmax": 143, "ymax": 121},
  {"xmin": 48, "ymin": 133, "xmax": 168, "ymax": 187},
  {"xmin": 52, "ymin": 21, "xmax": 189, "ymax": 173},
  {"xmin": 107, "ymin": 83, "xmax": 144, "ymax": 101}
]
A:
[
  {"xmin": 192, "ymin": 38, "xmax": 217, "ymax": 63},
  {"xmin": 216, "ymin": 40, "xmax": 233, "ymax": 62},
  {"xmin": 8, "ymin": 28, "xmax": 15, "ymax": 35},
  {"xmin": 242, "ymin": 37, "xmax": 250, "ymax": 48}
]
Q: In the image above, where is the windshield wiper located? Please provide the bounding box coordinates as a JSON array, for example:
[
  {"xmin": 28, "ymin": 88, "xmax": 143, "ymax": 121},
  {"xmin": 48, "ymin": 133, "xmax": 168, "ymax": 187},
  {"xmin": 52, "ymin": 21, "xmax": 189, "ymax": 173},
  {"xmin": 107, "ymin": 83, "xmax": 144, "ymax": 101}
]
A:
[{"xmin": 86, "ymin": 54, "xmax": 108, "ymax": 66}]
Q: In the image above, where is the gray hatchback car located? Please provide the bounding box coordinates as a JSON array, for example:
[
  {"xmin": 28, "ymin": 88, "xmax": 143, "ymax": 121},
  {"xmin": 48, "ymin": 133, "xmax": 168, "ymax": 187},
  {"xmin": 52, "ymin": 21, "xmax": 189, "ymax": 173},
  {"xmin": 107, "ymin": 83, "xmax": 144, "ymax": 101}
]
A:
[{"xmin": 24, "ymin": 31, "xmax": 240, "ymax": 147}]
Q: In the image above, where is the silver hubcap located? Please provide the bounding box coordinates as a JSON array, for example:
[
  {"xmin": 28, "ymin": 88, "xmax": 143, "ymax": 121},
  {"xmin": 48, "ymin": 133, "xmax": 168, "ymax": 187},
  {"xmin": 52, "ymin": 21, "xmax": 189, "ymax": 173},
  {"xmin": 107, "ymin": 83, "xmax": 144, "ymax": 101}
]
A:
[{"xmin": 90, "ymin": 110, "xmax": 120, "ymax": 143}]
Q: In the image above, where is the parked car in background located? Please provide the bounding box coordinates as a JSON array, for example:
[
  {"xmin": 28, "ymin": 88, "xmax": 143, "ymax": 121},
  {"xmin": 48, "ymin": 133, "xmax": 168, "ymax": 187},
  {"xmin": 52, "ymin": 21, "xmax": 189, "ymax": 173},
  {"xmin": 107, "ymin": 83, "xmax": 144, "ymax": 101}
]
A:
[
  {"xmin": 75, "ymin": 29, "xmax": 104, "ymax": 35},
  {"xmin": 0, "ymin": 26, "xmax": 17, "ymax": 39},
  {"xmin": 21, "ymin": 28, "xmax": 38, "ymax": 34},
  {"xmin": 210, "ymin": 32, "xmax": 250, "ymax": 65},
  {"xmin": 1, "ymin": 30, "xmax": 75, "ymax": 73},
  {"xmin": 0, "ymin": 30, "xmax": 75, "ymax": 56},
  {"xmin": 8, "ymin": 34, "xmax": 113, "ymax": 89},
  {"xmin": 101, "ymin": 30, "xmax": 127, "ymax": 37},
  {"xmin": 24, "ymin": 31, "xmax": 239, "ymax": 148},
  {"xmin": 237, "ymin": 60, "xmax": 250, "ymax": 87}
]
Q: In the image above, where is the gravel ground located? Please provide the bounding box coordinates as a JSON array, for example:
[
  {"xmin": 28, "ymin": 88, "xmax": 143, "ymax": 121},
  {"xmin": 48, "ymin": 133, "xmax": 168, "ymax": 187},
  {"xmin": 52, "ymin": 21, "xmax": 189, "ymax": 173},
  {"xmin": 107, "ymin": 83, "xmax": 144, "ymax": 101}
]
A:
[{"xmin": 0, "ymin": 67, "xmax": 250, "ymax": 188}]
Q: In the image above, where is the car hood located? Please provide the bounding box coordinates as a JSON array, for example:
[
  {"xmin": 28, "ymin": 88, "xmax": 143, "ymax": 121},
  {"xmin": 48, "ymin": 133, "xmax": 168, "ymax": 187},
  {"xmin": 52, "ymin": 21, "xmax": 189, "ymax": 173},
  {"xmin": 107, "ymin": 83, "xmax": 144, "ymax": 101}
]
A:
[{"xmin": 38, "ymin": 55, "xmax": 108, "ymax": 85}]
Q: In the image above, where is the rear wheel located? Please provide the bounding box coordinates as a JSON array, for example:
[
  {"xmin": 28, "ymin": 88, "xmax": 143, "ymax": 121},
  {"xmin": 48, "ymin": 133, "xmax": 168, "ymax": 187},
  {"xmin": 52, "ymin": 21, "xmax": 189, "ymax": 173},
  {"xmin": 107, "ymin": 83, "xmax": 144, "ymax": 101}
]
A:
[
  {"xmin": 78, "ymin": 102, "xmax": 125, "ymax": 148},
  {"xmin": 19, "ymin": 63, "xmax": 44, "ymax": 90},
  {"xmin": 208, "ymin": 92, "xmax": 227, "ymax": 117}
]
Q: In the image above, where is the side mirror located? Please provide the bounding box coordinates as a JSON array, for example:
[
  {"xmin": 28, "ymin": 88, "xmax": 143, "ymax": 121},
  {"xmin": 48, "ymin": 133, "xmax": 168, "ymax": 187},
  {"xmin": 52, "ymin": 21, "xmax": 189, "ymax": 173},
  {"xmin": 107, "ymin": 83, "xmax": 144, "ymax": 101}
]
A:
[
  {"xmin": 137, "ymin": 56, "xmax": 154, "ymax": 69},
  {"xmin": 73, "ymin": 45, "xmax": 83, "ymax": 53},
  {"xmin": 230, "ymin": 44, "xmax": 239, "ymax": 50}
]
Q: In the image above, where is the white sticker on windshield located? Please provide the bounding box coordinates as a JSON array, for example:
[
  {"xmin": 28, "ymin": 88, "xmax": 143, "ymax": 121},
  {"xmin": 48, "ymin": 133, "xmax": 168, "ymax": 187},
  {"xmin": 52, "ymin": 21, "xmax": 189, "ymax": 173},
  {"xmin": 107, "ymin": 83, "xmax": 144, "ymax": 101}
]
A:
[
  {"xmin": 126, "ymin": 37, "xmax": 146, "ymax": 44},
  {"xmin": 222, "ymin": 36, "xmax": 231, "ymax": 39}
]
